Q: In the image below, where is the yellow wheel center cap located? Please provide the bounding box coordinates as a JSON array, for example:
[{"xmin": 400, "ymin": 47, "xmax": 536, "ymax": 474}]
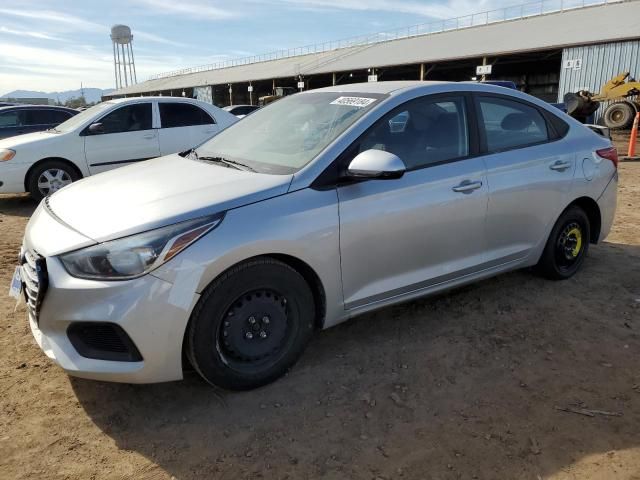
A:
[{"xmin": 567, "ymin": 227, "xmax": 582, "ymax": 257}]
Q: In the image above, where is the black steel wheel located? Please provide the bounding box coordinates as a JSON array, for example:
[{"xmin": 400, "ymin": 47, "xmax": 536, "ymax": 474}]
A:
[
  {"xmin": 537, "ymin": 206, "xmax": 590, "ymax": 280},
  {"xmin": 186, "ymin": 258, "xmax": 315, "ymax": 390}
]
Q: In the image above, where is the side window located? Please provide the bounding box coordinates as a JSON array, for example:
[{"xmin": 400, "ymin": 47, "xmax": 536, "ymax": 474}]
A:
[
  {"xmin": 23, "ymin": 109, "xmax": 53, "ymax": 126},
  {"xmin": 98, "ymin": 104, "xmax": 153, "ymax": 134},
  {"xmin": 49, "ymin": 110, "xmax": 74, "ymax": 124},
  {"xmin": 477, "ymin": 97, "xmax": 549, "ymax": 152},
  {"xmin": 159, "ymin": 103, "xmax": 214, "ymax": 128},
  {"xmin": 0, "ymin": 111, "xmax": 21, "ymax": 127},
  {"xmin": 357, "ymin": 96, "xmax": 469, "ymax": 169}
]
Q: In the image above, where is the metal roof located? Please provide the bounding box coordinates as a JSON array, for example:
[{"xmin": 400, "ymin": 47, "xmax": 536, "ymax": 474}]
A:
[{"xmin": 110, "ymin": 0, "xmax": 640, "ymax": 97}]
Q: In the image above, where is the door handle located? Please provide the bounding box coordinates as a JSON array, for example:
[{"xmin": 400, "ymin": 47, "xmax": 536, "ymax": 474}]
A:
[
  {"xmin": 452, "ymin": 180, "xmax": 482, "ymax": 193},
  {"xmin": 143, "ymin": 133, "xmax": 156, "ymax": 139},
  {"xmin": 549, "ymin": 160, "xmax": 571, "ymax": 171}
]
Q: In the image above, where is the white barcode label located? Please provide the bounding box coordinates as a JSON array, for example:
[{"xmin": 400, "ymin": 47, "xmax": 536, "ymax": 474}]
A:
[{"xmin": 330, "ymin": 97, "xmax": 377, "ymax": 108}]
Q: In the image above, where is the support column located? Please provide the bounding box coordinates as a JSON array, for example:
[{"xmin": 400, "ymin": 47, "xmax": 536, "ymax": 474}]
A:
[
  {"xmin": 420, "ymin": 63, "xmax": 425, "ymax": 81},
  {"xmin": 228, "ymin": 84, "xmax": 233, "ymax": 106},
  {"xmin": 481, "ymin": 56, "xmax": 488, "ymax": 82},
  {"xmin": 332, "ymin": 72, "xmax": 336, "ymax": 86}
]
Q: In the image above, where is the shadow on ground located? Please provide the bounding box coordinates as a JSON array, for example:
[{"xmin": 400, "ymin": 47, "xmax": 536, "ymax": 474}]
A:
[
  {"xmin": 0, "ymin": 194, "xmax": 37, "ymax": 219},
  {"xmin": 70, "ymin": 242, "xmax": 640, "ymax": 479}
]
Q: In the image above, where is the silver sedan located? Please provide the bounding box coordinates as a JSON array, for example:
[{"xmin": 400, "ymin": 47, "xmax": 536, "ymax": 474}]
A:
[{"xmin": 14, "ymin": 81, "xmax": 618, "ymax": 389}]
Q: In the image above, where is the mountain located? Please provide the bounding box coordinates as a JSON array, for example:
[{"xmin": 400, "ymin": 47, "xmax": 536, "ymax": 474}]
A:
[{"xmin": 1, "ymin": 88, "xmax": 113, "ymax": 104}]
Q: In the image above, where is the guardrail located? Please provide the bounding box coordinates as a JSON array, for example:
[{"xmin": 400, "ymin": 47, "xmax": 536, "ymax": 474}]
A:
[{"xmin": 148, "ymin": 0, "xmax": 625, "ymax": 81}]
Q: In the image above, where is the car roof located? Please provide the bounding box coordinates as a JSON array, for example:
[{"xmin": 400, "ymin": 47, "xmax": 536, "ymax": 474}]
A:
[
  {"xmin": 0, "ymin": 105, "xmax": 77, "ymax": 111},
  {"xmin": 311, "ymin": 81, "xmax": 448, "ymax": 95},
  {"xmin": 107, "ymin": 96, "xmax": 210, "ymax": 104}
]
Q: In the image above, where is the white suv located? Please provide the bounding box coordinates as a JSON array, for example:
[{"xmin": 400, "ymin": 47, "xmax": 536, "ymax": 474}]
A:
[{"xmin": 0, "ymin": 97, "xmax": 237, "ymax": 200}]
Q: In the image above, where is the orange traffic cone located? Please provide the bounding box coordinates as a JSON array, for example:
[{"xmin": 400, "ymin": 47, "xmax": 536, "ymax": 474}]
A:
[{"xmin": 628, "ymin": 112, "xmax": 639, "ymax": 158}]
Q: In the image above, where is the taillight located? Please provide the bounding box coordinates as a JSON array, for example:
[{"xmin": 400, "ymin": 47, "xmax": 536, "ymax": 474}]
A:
[{"xmin": 596, "ymin": 147, "xmax": 618, "ymax": 168}]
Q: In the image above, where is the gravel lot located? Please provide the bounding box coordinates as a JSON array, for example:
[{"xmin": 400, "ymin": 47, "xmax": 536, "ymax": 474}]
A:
[{"xmin": 1, "ymin": 136, "xmax": 639, "ymax": 479}]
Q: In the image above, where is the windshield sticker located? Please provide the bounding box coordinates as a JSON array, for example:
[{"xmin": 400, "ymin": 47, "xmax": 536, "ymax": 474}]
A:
[{"xmin": 330, "ymin": 96, "xmax": 377, "ymax": 108}]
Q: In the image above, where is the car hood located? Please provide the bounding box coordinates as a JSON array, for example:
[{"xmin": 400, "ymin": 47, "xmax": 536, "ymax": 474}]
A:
[
  {"xmin": 0, "ymin": 130, "xmax": 60, "ymax": 148},
  {"xmin": 47, "ymin": 154, "xmax": 292, "ymax": 242}
]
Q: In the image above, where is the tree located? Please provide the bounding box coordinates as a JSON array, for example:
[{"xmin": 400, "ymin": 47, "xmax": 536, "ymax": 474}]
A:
[{"xmin": 64, "ymin": 96, "xmax": 88, "ymax": 109}]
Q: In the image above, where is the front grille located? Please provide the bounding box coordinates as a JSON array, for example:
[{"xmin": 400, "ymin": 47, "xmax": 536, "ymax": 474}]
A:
[
  {"xmin": 67, "ymin": 322, "xmax": 143, "ymax": 362},
  {"xmin": 20, "ymin": 249, "xmax": 48, "ymax": 321}
]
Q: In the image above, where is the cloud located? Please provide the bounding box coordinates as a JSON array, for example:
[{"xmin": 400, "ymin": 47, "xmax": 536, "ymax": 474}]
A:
[
  {"xmin": 268, "ymin": 0, "xmax": 514, "ymax": 19},
  {"xmin": 0, "ymin": 8, "xmax": 106, "ymax": 32},
  {"xmin": 0, "ymin": 26, "xmax": 66, "ymax": 42},
  {"xmin": 131, "ymin": 0, "xmax": 236, "ymax": 20},
  {"xmin": 136, "ymin": 30, "xmax": 190, "ymax": 48}
]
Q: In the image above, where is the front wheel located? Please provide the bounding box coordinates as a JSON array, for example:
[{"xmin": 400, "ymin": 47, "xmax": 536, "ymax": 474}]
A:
[
  {"xmin": 27, "ymin": 160, "xmax": 79, "ymax": 201},
  {"xmin": 537, "ymin": 206, "xmax": 590, "ymax": 280},
  {"xmin": 186, "ymin": 258, "xmax": 315, "ymax": 390}
]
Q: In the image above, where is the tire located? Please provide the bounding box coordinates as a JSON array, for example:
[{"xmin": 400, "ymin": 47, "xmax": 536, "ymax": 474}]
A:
[
  {"xmin": 603, "ymin": 101, "xmax": 635, "ymax": 130},
  {"xmin": 186, "ymin": 257, "xmax": 315, "ymax": 390},
  {"xmin": 27, "ymin": 160, "xmax": 80, "ymax": 201},
  {"xmin": 537, "ymin": 206, "xmax": 590, "ymax": 280}
]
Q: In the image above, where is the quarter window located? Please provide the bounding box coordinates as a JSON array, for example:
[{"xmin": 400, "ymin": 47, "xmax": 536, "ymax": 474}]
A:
[
  {"xmin": 357, "ymin": 96, "xmax": 469, "ymax": 169},
  {"xmin": 159, "ymin": 103, "xmax": 214, "ymax": 128},
  {"xmin": 477, "ymin": 97, "xmax": 549, "ymax": 152},
  {"xmin": 98, "ymin": 104, "xmax": 153, "ymax": 134}
]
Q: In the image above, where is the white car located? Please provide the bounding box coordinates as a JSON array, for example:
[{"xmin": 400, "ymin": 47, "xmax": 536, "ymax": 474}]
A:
[{"xmin": 0, "ymin": 97, "xmax": 238, "ymax": 200}]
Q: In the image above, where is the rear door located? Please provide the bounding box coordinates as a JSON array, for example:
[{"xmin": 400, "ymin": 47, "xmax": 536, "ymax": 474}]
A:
[
  {"xmin": 158, "ymin": 102, "xmax": 218, "ymax": 155},
  {"xmin": 337, "ymin": 94, "xmax": 489, "ymax": 310},
  {"xmin": 476, "ymin": 94, "xmax": 575, "ymax": 264},
  {"xmin": 84, "ymin": 102, "xmax": 160, "ymax": 174}
]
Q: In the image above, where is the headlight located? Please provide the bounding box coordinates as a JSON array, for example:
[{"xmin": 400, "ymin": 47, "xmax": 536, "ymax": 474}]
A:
[
  {"xmin": 60, "ymin": 214, "xmax": 223, "ymax": 280},
  {"xmin": 0, "ymin": 149, "xmax": 16, "ymax": 161}
]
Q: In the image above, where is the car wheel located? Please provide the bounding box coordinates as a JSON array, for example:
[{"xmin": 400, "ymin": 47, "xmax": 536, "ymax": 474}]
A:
[
  {"xmin": 27, "ymin": 160, "xmax": 79, "ymax": 201},
  {"xmin": 537, "ymin": 206, "xmax": 590, "ymax": 280},
  {"xmin": 186, "ymin": 257, "xmax": 315, "ymax": 390}
]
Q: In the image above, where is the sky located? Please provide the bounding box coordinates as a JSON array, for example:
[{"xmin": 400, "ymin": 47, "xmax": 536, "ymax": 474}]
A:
[{"xmin": 0, "ymin": 0, "xmax": 518, "ymax": 94}]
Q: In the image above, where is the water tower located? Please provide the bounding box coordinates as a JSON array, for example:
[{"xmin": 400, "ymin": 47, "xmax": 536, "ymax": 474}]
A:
[{"xmin": 110, "ymin": 25, "xmax": 137, "ymax": 89}]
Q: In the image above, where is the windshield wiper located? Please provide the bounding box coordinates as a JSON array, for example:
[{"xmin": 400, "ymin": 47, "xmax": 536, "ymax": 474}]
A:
[{"xmin": 197, "ymin": 154, "xmax": 256, "ymax": 172}]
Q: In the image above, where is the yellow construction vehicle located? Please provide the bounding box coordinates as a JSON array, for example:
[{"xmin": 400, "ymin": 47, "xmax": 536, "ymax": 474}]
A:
[
  {"xmin": 258, "ymin": 86, "xmax": 296, "ymax": 107},
  {"xmin": 564, "ymin": 72, "xmax": 640, "ymax": 129}
]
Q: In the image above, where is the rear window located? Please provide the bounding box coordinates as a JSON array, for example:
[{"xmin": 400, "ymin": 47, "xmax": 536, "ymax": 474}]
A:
[{"xmin": 159, "ymin": 103, "xmax": 214, "ymax": 128}]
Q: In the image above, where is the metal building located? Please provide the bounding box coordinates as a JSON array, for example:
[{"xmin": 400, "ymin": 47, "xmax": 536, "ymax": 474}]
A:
[
  {"xmin": 104, "ymin": 0, "xmax": 640, "ymax": 114},
  {"xmin": 559, "ymin": 40, "xmax": 640, "ymax": 121}
]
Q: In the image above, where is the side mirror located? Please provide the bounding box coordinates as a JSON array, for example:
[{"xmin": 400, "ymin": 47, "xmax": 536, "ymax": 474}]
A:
[
  {"xmin": 88, "ymin": 122, "xmax": 104, "ymax": 134},
  {"xmin": 347, "ymin": 149, "xmax": 406, "ymax": 179}
]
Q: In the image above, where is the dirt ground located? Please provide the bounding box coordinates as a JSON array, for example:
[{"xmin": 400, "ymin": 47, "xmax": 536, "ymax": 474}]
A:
[{"xmin": 1, "ymin": 138, "xmax": 639, "ymax": 479}]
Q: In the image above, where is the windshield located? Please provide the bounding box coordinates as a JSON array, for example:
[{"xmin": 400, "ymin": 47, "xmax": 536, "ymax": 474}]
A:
[
  {"xmin": 196, "ymin": 92, "xmax": 386, "ymax": 174},
  {"xmin": 54, "ymin": 102, "xmax": 115, "ymax": 133}
]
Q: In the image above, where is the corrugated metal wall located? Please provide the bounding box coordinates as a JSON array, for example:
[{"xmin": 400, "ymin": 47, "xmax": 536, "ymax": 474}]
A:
[{"xmin": 558, "ymin": 40, "xmax": 640, "ymax": 122}]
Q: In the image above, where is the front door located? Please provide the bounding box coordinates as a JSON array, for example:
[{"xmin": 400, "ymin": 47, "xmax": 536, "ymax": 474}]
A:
[
  {"xmin": 84, "ymin": 102, "xmax": 160, "ymax": 175},
  {"xmin": 337, "ymin": 94, "xmax": 489, "ymax": 310}
]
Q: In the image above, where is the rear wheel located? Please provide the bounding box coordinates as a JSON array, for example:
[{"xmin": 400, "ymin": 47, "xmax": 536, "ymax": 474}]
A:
[
  {"xmin": 186, "ymin": 258, "xmax": 315, "ymax": 390},
  {"xmin": 603, "ymin": 101, "xmax": 635, "ymax": 130},
  {"xmin": 537, "ymin": 206, "xmax": 590, "ymax": 280},
  {"xmin": 27, "ymin": 160, "xmax": 79, "ymax": 201}
]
